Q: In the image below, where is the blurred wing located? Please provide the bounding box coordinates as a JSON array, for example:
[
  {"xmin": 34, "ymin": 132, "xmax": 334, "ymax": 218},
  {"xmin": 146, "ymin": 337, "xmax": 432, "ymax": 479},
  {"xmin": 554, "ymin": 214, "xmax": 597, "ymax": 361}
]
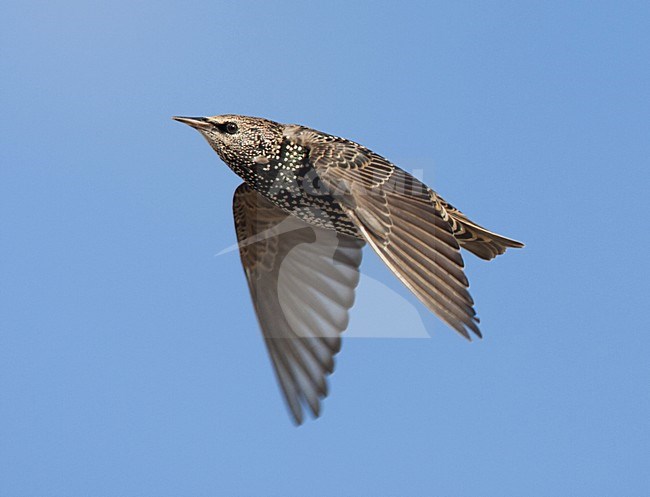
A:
[
  {"xmin": 233, "ymin": 183, "xmax": 364, "ymax": 424},
  {"xmin": 285, "ymin": 126, "xmax": 480, "ymax": 339}
]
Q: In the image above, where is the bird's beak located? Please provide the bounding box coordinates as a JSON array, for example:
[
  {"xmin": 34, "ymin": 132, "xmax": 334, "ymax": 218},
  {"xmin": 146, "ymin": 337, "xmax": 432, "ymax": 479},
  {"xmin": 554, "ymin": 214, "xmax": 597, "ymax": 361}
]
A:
[{"xmin": 172, "ymin": 116, "xmax": 212, "ymax": 131}]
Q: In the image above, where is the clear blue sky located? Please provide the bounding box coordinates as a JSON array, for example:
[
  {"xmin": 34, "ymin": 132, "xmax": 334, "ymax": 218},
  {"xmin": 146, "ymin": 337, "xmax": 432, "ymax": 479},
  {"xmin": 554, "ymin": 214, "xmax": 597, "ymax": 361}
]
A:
[{"xmin": 2, "ymin": 1, "xmax": 649, "ymax": 496}]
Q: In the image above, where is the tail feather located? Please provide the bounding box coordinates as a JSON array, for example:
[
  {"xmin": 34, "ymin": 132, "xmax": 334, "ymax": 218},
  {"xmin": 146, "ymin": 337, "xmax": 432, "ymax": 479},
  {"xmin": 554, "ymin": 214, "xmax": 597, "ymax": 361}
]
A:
[
  {"xmin": 435, "ymin": 196, "xmax": 524, "ymax": 261},
  {"xmin": 452, "ymin": 218, "xmax": 524, "ymax": 260}
]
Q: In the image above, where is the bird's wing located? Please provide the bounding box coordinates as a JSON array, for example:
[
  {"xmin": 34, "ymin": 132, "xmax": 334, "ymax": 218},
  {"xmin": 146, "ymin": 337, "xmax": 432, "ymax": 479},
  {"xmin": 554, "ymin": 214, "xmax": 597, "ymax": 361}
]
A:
[
  {"xmin": 232, "ymin": 183, "xmax": 364, "ymax": 424},
  {"xmin": 285, "ymin": 126, "xmax": 480, "ymax": 339}
]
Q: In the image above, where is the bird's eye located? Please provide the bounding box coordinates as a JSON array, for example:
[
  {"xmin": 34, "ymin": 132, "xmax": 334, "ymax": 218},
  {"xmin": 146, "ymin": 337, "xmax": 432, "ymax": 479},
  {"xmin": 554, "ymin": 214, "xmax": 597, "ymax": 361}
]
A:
[{"xmin": 225, "ymin": 122, "xmax": 238, "ymax": 134}]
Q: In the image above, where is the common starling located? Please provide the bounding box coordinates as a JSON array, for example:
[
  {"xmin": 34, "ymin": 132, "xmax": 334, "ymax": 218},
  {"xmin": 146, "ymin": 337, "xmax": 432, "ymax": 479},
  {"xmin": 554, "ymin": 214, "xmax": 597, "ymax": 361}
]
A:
[{"xmin": 173, "ymin": 114, "xmax": 524, "ymax": 424}]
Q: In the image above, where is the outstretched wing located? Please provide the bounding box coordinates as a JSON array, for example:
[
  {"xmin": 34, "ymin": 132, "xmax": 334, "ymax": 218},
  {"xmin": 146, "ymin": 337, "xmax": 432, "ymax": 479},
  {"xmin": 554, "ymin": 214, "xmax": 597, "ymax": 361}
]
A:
[
  {"xmin": 285, "ymin": 126, "xmax": 480, "ymax": 339},
  {"xmin": 233, "ymin": 183, "xmax": 364, "ymax": 424}
]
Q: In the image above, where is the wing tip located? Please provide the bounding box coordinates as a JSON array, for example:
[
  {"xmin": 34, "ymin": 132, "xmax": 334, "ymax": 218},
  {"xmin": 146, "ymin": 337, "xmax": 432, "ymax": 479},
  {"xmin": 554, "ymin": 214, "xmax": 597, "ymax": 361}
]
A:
[{"xmin": 287, "ymin": 396, "xmax": 326, "ymax": 427}]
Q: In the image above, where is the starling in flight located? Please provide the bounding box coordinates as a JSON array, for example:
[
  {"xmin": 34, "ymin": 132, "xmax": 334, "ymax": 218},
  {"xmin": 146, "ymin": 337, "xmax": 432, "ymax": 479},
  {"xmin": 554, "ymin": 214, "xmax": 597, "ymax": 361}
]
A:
[{"xmin": 173, "ymin": 114, "xmax": 523, "ymax": 424}]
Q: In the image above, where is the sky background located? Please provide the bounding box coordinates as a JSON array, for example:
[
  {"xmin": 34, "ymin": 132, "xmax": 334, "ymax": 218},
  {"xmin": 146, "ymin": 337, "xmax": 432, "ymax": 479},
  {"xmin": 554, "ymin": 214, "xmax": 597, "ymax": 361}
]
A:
[{"xmin": 2, "ymin": 1, "xmax": 649, "ymax": 496}]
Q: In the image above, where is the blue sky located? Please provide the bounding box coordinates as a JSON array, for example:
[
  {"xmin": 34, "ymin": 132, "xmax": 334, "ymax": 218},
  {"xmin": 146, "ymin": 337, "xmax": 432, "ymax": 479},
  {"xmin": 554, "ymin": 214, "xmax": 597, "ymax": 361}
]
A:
[{"xmin": 2, "ymin": 1, "xmax": 649, "ymax": 495}]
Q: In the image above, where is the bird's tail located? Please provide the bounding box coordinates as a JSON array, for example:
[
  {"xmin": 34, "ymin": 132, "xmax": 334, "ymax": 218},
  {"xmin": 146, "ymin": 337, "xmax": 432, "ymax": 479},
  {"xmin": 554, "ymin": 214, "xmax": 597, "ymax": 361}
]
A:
[{"xmin": 436, "ymin": 197, "xmax": 524, "ymax": 261}]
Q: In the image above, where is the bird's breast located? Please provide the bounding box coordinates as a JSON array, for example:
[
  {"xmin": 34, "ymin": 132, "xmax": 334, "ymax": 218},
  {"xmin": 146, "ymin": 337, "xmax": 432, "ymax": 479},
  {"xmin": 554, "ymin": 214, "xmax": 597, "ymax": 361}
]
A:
[{"xmin": 235, "ymin": 159, "xmax": 360, "ymax": 238}]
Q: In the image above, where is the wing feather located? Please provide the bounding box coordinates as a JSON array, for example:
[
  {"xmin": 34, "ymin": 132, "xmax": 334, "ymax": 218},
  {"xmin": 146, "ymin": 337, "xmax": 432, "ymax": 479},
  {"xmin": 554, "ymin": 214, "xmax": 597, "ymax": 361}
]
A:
[
  {"xmin": 285, "ymin": 126, "xmax": 481, "ymax": 339},
  {"xmin": 232, "ymin": 183, "xmax": 364, "ymax": 424}
]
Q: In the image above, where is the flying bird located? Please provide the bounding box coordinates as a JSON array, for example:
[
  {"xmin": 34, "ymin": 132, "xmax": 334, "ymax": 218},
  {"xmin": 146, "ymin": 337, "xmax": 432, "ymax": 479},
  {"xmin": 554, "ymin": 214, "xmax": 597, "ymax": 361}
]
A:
[{"xmin": 173, "ymin": 114, "xmax": 523, "ymax": 424}]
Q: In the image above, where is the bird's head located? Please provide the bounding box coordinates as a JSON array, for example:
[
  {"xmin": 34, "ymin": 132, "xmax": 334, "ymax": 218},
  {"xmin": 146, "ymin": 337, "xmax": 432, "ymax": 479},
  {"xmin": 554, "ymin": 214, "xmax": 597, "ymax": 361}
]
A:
[{"xmin": 172, "ymin": 114, "xmax": 283, "ymax": 166}]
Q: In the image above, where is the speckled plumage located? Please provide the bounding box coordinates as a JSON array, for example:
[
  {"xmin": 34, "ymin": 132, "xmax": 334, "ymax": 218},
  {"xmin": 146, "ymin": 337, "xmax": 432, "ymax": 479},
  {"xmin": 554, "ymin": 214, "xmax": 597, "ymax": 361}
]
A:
[{"xmin": 173, "ymin": 114, "xmax": 524, "ymax": 424}]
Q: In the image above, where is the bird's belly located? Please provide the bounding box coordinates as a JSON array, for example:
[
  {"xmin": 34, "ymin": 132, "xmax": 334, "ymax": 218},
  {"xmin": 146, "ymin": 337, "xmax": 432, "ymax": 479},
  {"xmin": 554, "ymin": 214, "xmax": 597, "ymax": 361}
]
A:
[
  {"xmin": 236, "ymin": 160, "xmax": 361, "ymax": 237},
  {"xmin": 266, "ymin": 187, "xmax": 361, "ymax": 238}
]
